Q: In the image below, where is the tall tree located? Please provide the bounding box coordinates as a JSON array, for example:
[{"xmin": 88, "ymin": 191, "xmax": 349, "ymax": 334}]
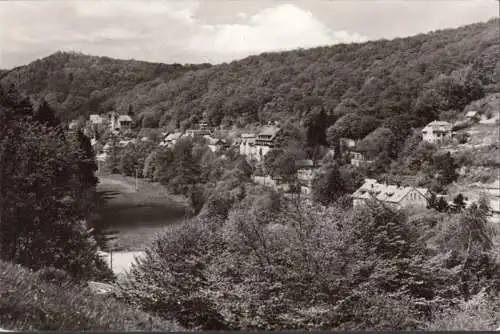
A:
[{"xmin": 34, "ymin": 100, "xmax": 60, "ymax": 128}]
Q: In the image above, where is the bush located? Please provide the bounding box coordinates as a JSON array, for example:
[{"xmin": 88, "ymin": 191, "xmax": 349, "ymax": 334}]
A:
[
  {"xmin": 425, "ymin": 291, "xmax": 500, "ymax": 330},
  {"xmin": 0, "ymin": 260, "xmax": 181, "ymax": 331}
]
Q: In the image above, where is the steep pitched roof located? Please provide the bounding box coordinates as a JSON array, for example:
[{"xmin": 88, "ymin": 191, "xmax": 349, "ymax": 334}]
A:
[
  {"xmin": 118, "ymin": 115, "xmax": 132, "ymax": 122},
  {"xmin": 165, "ymin": 132, "xmax": 183, "ymax": 141},
  {"xmin": 466, "ymin": 110, "xmax": 479, "ymax": 117},
  {"xmin": 352, "ymin": 179, "xmax": 429, "ymax": 204},
  {"xmin": 423, "ymin": 120, "xmax": 453, "ymax": 131},
  {"xmin": 204, "ymin": 135, "xmax": 223, "ymax": 145},
  {"xmin": 258, "ymin": 126, "xmax": 281, "ymax": 138},
  {"xmin": 296, "ymin": 159, "xmax": 315, "ymax": 168}
]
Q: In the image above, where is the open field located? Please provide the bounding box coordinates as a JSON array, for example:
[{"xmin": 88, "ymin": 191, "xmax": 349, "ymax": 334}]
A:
[{"xmin": 95, "ymin": 173, "xmax": 190, "ymax": 251}]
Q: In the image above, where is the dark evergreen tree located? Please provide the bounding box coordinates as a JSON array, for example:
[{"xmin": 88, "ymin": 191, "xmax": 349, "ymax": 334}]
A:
[
  {"xmin": 34, "ymin": 100, "xmax": 60, "ymax": 128},
  {"xmin": 76, "ymin": 129, "xmax": 98, "ymax": 188},
  {"xmin": 451, "ymin": 193, "xmax": 467, "ymax": 213}
]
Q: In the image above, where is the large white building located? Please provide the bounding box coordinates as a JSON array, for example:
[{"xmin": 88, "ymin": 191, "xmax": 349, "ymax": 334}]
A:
[
  {"xmin": 352, "ymin": 179, "xmax": 430, "ymax": 210},
  {"xmin": 421, "ymin": 121, "xmax": 453, "ymax": 144},
  {"xmin": 239, "ymin": 126, "xmax": 281, "ymax": 162}
]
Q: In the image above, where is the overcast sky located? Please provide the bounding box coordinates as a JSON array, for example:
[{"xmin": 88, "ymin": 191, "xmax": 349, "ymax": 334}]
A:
[{"xmin": 0, "ymin": 0, "xmax": 497, "ymax": 69}]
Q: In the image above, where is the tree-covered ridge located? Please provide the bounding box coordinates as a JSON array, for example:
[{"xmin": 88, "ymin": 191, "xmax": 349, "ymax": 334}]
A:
[
  {"xmin": 0, "ymin": 51, "xmax": 211, "ymax": 122},
  {"xmin": 1, "ymin": 19, "xmax": 498, "ymax": 131}
]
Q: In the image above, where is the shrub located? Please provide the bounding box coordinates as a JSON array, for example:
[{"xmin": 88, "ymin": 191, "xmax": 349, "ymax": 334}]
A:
[
  {"xmin": 425, "ymin": 291, "xmax": 500, "ymax": 330},
  {"xmin": 0, "ymin": 260, "xmax": 181, "ymax": 331}
]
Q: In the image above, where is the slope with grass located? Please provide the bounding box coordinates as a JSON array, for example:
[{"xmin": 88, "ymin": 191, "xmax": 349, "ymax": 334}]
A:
[
  {"xmin": 0, "ymin": 260, "xmax": 182, "ymax": 331},
  {"xmin": 94, "ymin": 173, "xmax": 190, "ymax": 251}
]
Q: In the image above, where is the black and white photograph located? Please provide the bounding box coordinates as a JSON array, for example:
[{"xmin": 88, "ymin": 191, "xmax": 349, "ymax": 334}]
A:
[{"xmin": 0, "ymin": 0, "xmax": 499, "ymax": 331}]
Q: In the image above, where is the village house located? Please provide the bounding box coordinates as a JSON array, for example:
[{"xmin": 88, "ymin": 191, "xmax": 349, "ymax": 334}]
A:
[
  {"xmin": 340, "ymin": 138, "xmax": 357, "ymax": 150},
  {"xmin": 252, "ymin": 175, "xmax": 289, "ymax": 192},
  {"xmin": 159, "ymin": 131, "xmax": 183, "ymax": 148},
  {"xmin": 107, "ymin": 112, "xmax": 133, "ymax": 132},
  {"xmin": 117, "ymin": 115, "xmax": 133, "ymax": 131},
  {"xmin": 296, "ymin": 159, "xmax": 318, "ymax": 195},
  {"xmin": 350, "ymin": 149, "xmax": 373, "ymax": 167},
  {"xmin": 352, "ymin": 178, "xmax": 430, "ymax": 210},
  {"xmin": 254, "ymin": 125, "xmax": 281, "ymax": 162},
  {"xmin": 465, "ymin": 110, "xmax": 480, "ymax": 123},
  {"xmin": 185, "ymin": 128, "xmax": 212, "ymax": 137},
  {"xmin": 204, "ymin": 135, "xmax": 226, "ymax": 152},
  {"xmin": 239, "ymin": 133, "xmax": 257, "ymax": 160},
  {"xmin": 89, "ymin": 114, "xmax": 104, "ymax": 125},
  {"xmin": 239, "ymin": 125, "xmax": 281, "ymax": 162},
  {"xmin": 185, "ymin": 120, "xmax": 213, "ymax": 138},
  {"xmin": 421, "ymin": 121, "xmax": 453, "ymax": 144}
]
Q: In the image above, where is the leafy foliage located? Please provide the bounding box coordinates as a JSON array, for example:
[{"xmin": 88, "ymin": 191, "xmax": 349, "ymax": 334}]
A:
[
  {"xmin": 0, "ymin": 260, "xmax": 181, "ymax": 331},
  {"xmin": 0, "ymin": 85, "xmax": 112, "ymax": 281}
]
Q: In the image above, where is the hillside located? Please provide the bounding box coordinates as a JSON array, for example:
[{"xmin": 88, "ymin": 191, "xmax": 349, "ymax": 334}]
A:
[
  {"xmin": 0, "ymin": 52, "xmax": 211, "ymax": 122},
  {"xmin": 1, "ymin": 19, "xmax": 497, "ymax": 132}
]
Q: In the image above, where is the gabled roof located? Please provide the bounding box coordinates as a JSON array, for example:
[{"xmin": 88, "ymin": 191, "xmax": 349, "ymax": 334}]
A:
[
  {"xmin": 466, "ymin": 110, "xmax": 479, "ymax": 117},
  {"xmin": 422, "ymin": 120, "xmax": 453, "ymax": 131},
  {"xmin": 204, "ymin": 135, "xmax": 223, "ymax": 145},
  {"xmin": 118, "ymin": 115, "xmax": 132, "ymax": 122},
  {"xmin": 165, "ymin": 132, "xmax": 183, "ymax": 141},
  {"xmin": 296, "ymin": 159, "xmax": 315, "ymax": 168},
  {"xmin": 340, "ymin": 138, "xmax": 357, "ymax": 148},
  {"xmin": 352, "ymin": 179, "xmax": 429, "ymax": 204},
  {"xmin": 258, "ymin": 126, "xmax": 281, "ymax": 138}
]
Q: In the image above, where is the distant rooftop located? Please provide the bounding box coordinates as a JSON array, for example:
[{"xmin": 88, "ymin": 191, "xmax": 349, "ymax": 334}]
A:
[
  {"xmin": 258, "ymin": 125, "xmax": 281, "ymax": 138},
  {"xmin": 352, "ymin": 179, "xmax": 429, "ymax": 204}
]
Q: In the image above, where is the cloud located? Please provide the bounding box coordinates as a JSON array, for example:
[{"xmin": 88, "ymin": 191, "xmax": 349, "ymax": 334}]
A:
[
  {"xmin": 189, "ymin": 3, "xmax": 367, "ymax": 63},
  {"xmin": 0, "ymin": 0, "xmax": 497, "ymax": 69},
  {"xmin": 0, "ymin": 0, "xmax": 200, "ymax": 68}
]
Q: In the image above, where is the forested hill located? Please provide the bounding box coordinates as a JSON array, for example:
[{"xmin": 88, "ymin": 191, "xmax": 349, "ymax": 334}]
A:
[
  {"xmin": 0, "ymin": 52, "xmax": 211, "ymax": 121},
  {"xmin": 1, "ymin": 18, "xmax": 498, "ymax": 130}
]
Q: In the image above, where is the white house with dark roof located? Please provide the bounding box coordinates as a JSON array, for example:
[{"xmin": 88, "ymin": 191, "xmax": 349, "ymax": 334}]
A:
[
  {"xmin": 89, "ymin": 114, "xmax": 104, "ymax": 125},
  {"xmin": 204, "ymin": 135, "xmax": 226, "ymax": 152},
  {"xmin": 117, "ymin": 115, "xmax": 133, "ymax": 131},
  {"xmin": 239, "ymin": 133, "xmax": 257, "ymax": 159},
  {"xmin": 296, "ymin": 159, "xmax": 318, "ymax": 195},
  {"xmin": 465, "ymin": 110, "xmax": 480, "ymax": 122},
  {"xmin": 254, "ymin": 125, "xmax": 281, "ymax": 161},
  {"xmin": 421, "ymin": 121, "xmax": 453, "ymax": 144},
  {"xmin": 239, "ymin": 125, "xmax": 281, "ymax": 162},
  {"xmin": 352, "ymin": 179, "xmax": 430, "ymax": 210},
  {"xmin": 159, "ymin": 131, "xmax": 183, "ymax": 147}
]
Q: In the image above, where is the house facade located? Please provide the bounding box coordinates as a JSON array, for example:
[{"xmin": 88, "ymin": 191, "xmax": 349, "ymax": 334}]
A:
[
  {"xmin": 352, "ymin": 179, "xmax": 430, "ymax": 210},
  {"xmin": 239, "ymin": 133, "xmax": 257, "ymax": 160},
  {"xmin": 422, "ymin": 121, "xmax": 453, "ymax": 144},
  {"xmin": 239, "ymin": 126, "xmax": 281, "ymax": 162},
  {"xmin": 296, "ymin": 159, "xmax": 317, "ymax": 195},
  {"xmin": 117, "ymin": 115, "xmax": 133, "ymax": 131},
  {"xmin": 465, "ymin": 110, "xmax": 480, "ymax": 122},
  {"xmin": 89, "ymin": 114, "xmax": 104, "ymax": 125},
  {"xmin": 350, "ymin": 150, "xmax": 373, "ymax": 167},
  {"xmin": 204, "ymin": 135, "xmax": 225, "ymax": 152},
  {"xmin": 185, "ymin": 129, "xmax": 212, "ymax": 137}
]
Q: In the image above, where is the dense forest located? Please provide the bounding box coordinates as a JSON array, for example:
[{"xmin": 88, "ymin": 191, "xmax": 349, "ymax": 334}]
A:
[
  {"xmin": 1, "ymin": 19, "xmax": 498, "ymax": 132},
  {"xmin": 0, "ymin": 52, "xmax": 211, "ymax": 122}
]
